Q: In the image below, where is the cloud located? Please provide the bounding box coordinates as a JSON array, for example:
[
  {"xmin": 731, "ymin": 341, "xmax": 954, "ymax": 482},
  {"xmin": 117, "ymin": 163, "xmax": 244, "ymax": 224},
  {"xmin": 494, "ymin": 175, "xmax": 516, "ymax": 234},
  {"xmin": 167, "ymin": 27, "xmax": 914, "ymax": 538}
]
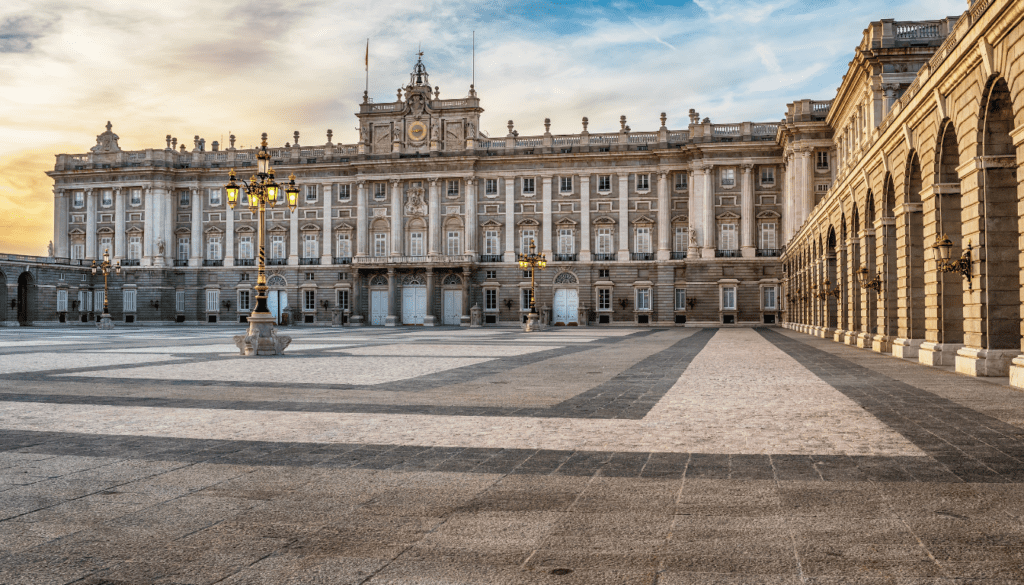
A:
[
  {"xmin": 755, "ymin": 43, "xmax": 782, "ymax": 73},
  {"xmin": 0, "ymin": 13, "xmax": 59, "ymax": 53}
]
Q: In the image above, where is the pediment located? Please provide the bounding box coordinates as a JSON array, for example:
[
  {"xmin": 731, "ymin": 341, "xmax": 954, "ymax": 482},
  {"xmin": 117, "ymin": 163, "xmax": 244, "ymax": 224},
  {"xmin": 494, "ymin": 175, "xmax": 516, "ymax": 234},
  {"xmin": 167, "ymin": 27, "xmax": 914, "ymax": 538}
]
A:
[
  {"xmin": 671, "ymin": 215, "xmax": 689, "ymax": 224},
  {"xmin": 97, "ymin": 227, "xmax": 114, "ymax": 234},
  {"xmin": 716, "ymin": 211, "xmax": 741, "ymax": 220},
  {"xmin": 555, "ymin": 217, "xmax": 578, "ymax": 226},
  {"xmin": 480, "ymin": 219, "xmax": 503, "ymax": 228},
  {"xmin": 125, "ymin": 226, "xmax": 143, "ymax": 234},
  {"xmin": 631, "ymin": 215, "xmax": 655, "ymax": 225},
  {"xmin": 236, "ymin": 226, "xmax": 255, "ymax": 233},
  {"xmin": 300, "ymin": 223, "xmax": 322, "ymax": 231},
  {"xmin": 68, "ymin": 228, "xmax": 86, "ymax": 235},
  {"xmin": 517, "ymin": 217, "xmax": 540, "ymax": 226},
  {"xmin": 204, "ymin": 226, "xmax": 224, "ymax": 234},
  {"xmin": 268, "ymin": 225, "xmax": 288, "ymax": 233},
  {"xmin": 174, "ymin": 227, "xmax": 191, "ymax": 235},
  {"xmin": 592, "ymin": 216, "xmax": 616, "ymax": 225},
  {"xmin": 333, "ymin": 222, "xmax": 354, "ymax": 232},
  {"xmin": 756, "ymin": 210, "xmax": 781, "ymax": 219}
]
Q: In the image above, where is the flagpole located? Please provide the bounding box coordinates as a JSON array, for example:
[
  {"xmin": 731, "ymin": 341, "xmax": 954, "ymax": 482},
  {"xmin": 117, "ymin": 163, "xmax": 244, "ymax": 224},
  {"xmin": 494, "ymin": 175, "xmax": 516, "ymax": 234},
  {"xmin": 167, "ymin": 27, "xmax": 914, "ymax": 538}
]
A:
[{"xmin": 364, "ymin": 38, "xmax": 369, "ymax": 100}]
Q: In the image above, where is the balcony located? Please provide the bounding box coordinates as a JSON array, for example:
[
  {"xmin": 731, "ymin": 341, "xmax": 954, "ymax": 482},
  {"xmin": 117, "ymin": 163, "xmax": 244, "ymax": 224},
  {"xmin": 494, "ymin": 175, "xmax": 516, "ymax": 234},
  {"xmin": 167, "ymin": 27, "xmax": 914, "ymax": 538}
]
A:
[
  {"xmin": 631, "ymin": 253, "xmax": 654, "ymax": 261},
  {"xmin": 553, "ymin": 253, "xmax": 578, "ymax": 262},
  {"xmin": 478, "ymin": 254, "xmax": 503, "ymax": 263},
  {"xmin": 333, "ymin": 256, "xmax": 352, "ymax": 265},
  {"xmin": 235, "ymin": 258, "xmax": 255, "ymax": 266},
  {"xmin": 756, "ymin": 249, "xmax": 781, "ymax": 257},
  {"xmin": 173, "ymin": 259, "xmax": 188, "ymax": 267},
  {"xmin": 267, "ymin": 258, "xmax": 288, "ymax": 266},
  {"xmin": 121, "ymin": 259, "xmax": 140, "ymax": 267},
  {"xmin": 300, "ymin": 257, "xmax": 321, "ymax": 265},
  {"xmin": 352, "ymin": 254, "xmax": 474, "ymax": 266},
  {"xmin": 671, "ymin": 251, "xmax": 687, "ymax": 260},
  {"xmin": 716, "ymin": 250, "xmax": 740, "ymax": 258},
  {"xmin": 593, "ymin": 253, "xmax": 617, "ymax": 262},
  {"xmin": 203, "ymin": 259, "xmax": 224, "ymax": 267}
]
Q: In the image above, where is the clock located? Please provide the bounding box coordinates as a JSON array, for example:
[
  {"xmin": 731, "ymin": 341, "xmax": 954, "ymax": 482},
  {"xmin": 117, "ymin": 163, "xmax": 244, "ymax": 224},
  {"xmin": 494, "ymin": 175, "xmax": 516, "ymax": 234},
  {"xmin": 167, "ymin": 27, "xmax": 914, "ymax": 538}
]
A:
[{"xmin": 408, "ymin": 121, "xmax": 427, "ymax": 142}]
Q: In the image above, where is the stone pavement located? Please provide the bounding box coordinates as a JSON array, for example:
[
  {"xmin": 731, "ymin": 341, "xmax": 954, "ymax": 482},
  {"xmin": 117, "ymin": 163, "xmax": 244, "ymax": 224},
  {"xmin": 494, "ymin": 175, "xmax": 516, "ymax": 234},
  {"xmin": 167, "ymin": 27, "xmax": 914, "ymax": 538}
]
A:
[{"xmin": 1, "ymin": 326, "xmax": 1024, "ymax": 583}]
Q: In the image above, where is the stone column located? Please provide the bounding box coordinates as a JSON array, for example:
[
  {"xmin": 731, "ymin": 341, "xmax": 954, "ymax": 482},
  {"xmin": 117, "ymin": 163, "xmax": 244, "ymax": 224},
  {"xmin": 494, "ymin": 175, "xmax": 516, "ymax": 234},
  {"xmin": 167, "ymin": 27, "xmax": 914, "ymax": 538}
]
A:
[
  {"xmin": 782, "ymin": 158, "xmax": 792, "ymax": 241},
  {"xmin": 504, "ymin": 176, "xmax": 516, "ymax": 262},
  {"xmin": 656, "ymin": 171, "xmax": 670, "ymax": 260},
  {"xmin": 113, "ymin": 188, "xmax": 125, "ymax": 261},
  {"xmin": 542, "ymin": 176, "xmax": 553, "ymax": 256},
  {"xmin": 390, "ymin": 179, "xmax": 402, "ymax": 256},
  {"xmin": 617, "ymin": 173, "xmax": 629, "ymax": 261},
  {"xmin": 580, "ymin": 175, "xmax": 591, "ymax": 262},
  {"xmin": 424, "ymin": 267, "xmax": 436, "ymax": 326},
  {"xmin": 85, "ymin": 188, "xmax": 97, "ymax": 260},
  {"xmin": 55, "ymin": 189, "xmax": 69, "ymax": 257},
  {"xmin": 288, "ymin": 198, "xmax": 299, "ymax": 265},
  {"xmin": 702, "ymin": 165, "xmax": 716, "ymax": 258},
  {"xmin": 190, "ymin": 188, "xmax": 202, "ymax": 267},
  {"xmin": 356, "ymin": 181, "xmax": 367, "ymax": 257},
  {"xmin": 321, "ymin": 183, "xmax": 333, "ymax": 264},
  {"xmin": 428, "ymin": 178, "xmax": 441, "ymax": 256},
  {"xmin": 688, "ymin": 166, "xmax": 703, "ymax": 257},
  {"xmin": 163, "ymin": 187, "xmax": 173, "ymax": 266},
  {"xmin": 740, "ymin": 164, "xmax": 755, "ymax": 257},
  {"xmin": 857, "ymin": 229, "xmax": 875, "ymax": 348},
  {"xmin": 801, "ymin": 149, "xmax": 814, "ymax": 223},
  {"xmin": 351, "ymin": 270, "xmax": 363, "ymax": 326},
  {"xmin": 465, "ymin": 177, "xmax": 477, "ymax": 258},
  {"xmin": 386, "ymin": 267, "xmax": 397, "ymax": 326},
  {"xmin": 461, "ymin": 268, "xmax": 471, "ymax": 324},
  {"xmin": 224, "ymin": 197, "xmax": 234, "ymax": 267},
  {"xmin": 143, "ymin": 187, "xmax": 154, "ymax": 265}
]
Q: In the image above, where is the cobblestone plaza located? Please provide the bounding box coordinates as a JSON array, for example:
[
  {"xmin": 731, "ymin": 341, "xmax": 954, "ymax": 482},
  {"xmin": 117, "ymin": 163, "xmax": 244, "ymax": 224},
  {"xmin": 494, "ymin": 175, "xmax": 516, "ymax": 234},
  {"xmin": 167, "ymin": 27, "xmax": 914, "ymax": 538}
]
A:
[{"xmin": 3, "ymin": 326, "xmax": 1024, "ymax": 583}]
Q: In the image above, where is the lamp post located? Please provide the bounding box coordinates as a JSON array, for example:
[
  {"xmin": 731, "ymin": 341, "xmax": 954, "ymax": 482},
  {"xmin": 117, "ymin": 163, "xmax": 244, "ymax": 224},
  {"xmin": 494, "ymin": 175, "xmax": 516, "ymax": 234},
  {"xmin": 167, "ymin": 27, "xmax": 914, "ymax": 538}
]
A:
[
  {"xmin": 226, "ymin": 134, "xmax": 299, "ymax": 356},
  {"xmin": 517, "ymin": 240, "xmax": 547, "ymax": 332},
  {"xmin": 857, "ymin": 266, "xmax": 882, "ymax": 292},
  {"xmin": 91, "ymin": 250, "xmax": 120, "ymax": 330},
  {"xmin": 933, "ymin": 234, "xmax": 973, "ymax": 290}
]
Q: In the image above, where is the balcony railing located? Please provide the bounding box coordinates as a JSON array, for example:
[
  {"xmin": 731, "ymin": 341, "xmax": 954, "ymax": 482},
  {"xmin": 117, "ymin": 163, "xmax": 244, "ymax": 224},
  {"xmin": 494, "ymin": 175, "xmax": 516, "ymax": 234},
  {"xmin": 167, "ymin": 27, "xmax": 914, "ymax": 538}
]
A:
[
  {"xmin": 631, "ymin": 253, "xmax": 654, "ymax": 261},
  {"xmin": 333, "ymin": 256, "xmax": 352, "ymax": 265},
  {"xmin": 203, "ymin": 259, "xmax": 224, "ymax": 267},
  {"xmin": 593, "ymin": 253, "xmax": 617, "ymax": 261},
  {"xmin": 716, "ymin": 249, "xmax": 740, "ymax": 258},
  {"xmin": 173, "ymin": 259, "xmax": 188, "ymax": 267},
  {"xmin": 671, "ymin": 251, "xmax": 687, "ymax": 260},
  {"xmin": 352, "ymin": 254, "xmax": 474, "ymax": 266},
  {"xmin": 267, "ymin": 258, "xmax": 288, "ymax": 266},
  {"xmin": 121, "ymin": 259, "xmax": 140, "ymax": 267},
  {"xmin": 235, "ymin": 258, "xmax": 255, "ymax": 266},
  {"xmin": 553, "ymin": 253, "xmax": 578, "ymax": 262},
  {"xmin": 300, "ymin": 257, "xmax": 321, "ymax": 265},
  {"xmin": 756, "ymin": 248, "xmax": 781, "ymax": 257},
  {"xmin": 478, "ymin": 254, "xmax": 503, "ymax": 263}
]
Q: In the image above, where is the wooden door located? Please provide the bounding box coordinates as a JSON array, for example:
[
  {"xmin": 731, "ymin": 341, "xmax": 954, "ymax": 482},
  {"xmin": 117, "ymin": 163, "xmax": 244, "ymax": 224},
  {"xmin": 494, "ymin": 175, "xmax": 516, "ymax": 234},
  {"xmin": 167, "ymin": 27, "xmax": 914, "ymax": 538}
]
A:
[{"xmin": 442, "ymin": 290, "xmax": 461, "ymax": 325}]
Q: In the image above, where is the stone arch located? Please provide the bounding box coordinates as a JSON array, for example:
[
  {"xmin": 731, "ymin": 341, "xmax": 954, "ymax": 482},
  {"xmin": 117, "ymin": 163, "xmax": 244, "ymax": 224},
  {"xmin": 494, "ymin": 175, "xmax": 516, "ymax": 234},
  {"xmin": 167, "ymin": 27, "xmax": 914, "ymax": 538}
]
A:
[
  {"xmin": 934, "ymin": 119, "xmax": 965, "ymax": 346},
  {"xmin": 0, "ymin": 269, "xmax": 6, "ymax": 324},
  {"xmin": 553, "ymin": 271, "xmax": 578, "ymax": 286},
  {"xmin": 442, "ymin": 274, "xmax": 462, "ymax": 286},
  {"xmin": 369, "ymin": 274, "xmax": 389, "ymax": 287},
  {"xmin": 402, "ymin": 273, "xmax": 425, "ymax": 286},
  {"xmin": 903, "ymin": 151, "xmax": 925, "ymax": 341},
  {"xmin": 267, "ymin": 274, "xmax": 287, "ymax": 288},
  {"xmin": 825, "ymin": 226, "xmax": 838, "ymax": 329},
  {"xmin": 17, "ymin": 271, "xmax": 34, "ymax": 326},
  {"xmin": 879, "ymin": 175, "xmax": 898, "ymax": 340}
]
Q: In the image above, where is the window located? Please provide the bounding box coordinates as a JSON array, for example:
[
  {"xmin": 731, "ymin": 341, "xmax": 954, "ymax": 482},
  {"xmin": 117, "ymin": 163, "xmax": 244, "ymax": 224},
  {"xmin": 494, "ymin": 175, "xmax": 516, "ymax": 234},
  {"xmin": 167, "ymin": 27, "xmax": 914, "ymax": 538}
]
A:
[
  {"xmin": 303, "ymin": 234, "xmax": 318, "ymax": 258},
  {"xmin": 241, "ymin": 273, "xmax": 250, "ymax": 281},
  {"xmin": 521, "ymin": 229, "xmax": 536, "ymax": 253},
  {"xmin": 597, "ymin": 228, "xmax": 613, "ymax": 254},
  {"xmin": 485, "ymin": 179, "xmax": 498, "ymax": 196},
  {"xmin": 95, "ymin": 291, "xmax": 104, "ymax": 313},
  {"xmin": 271, "ymin": 235, "xmax": 285, "ymax": 259},
  {"xmin": 760, "ymin": 223, "xmax": 777, "ymax": 250},
  {"xmin": 558, "ymin": 229, "xmax": 574, "ymax": 254},
  {"xmin": 522, "ymin": 177, "xmax": 535, "ymax": 195},
  {"xmin": 636, "ymin": 174, "xmax": 650, "ymax": 191},
  {"xmin": 130, "ymin": 190, "xmax": 141, "ymax": 205},
  {"xmin": 816, "ymin": 183, "xmax": 830, "ymax": 193},
  {"xmin": 128, "ymin": 237, "xmax": 141, "ymax": 260},
  {"xmin": 521, "ymin": 288, "xmax": 533, "ymax": 310},
  {"xmin": 410, "ymin": 232, "xmax": 425, "ymax": 257},
  {"xmin": 674, "ymin": 227, "xmax": 687, "ymax": 252},
  {"xmin": 210, "ymin": 189, "xmax": 222, "ymax": 206},
  {"xmin": 101, "ymin": 190, "xmax": 112, "ymax": 207},
  {"xmin": 123, "ymin": 290, "xmax": 137, "ymax": 313},
  {"xmin": 207, "ymin": 289, "xmax": 220, "ymax": 312},
  {"xmin": 447, "ymin": 231, "xmax": 461, "ymax": 256},
  {"xmin": 722, "ymin": 286, "xmax": 736, "ymax": 311},
  {"xmin": 675, "ymin": 288, "xmax": 687, "ymax": 311},
  {"xmin": 635, "ymin": 227, "xmax": 652, "ymax": 254},
  {"xmin": 486, "ymin": 270, "xmax": 497, "ymax": 279},
  {"xmin": 446, "ymin": 180, "xmax": 460, "ymax": 197},
  {"xmin": 305, "ymin": 184, "xmax": 318, "ymax": 201},
  {"xmin": 560, "ymin": 176, "xmax": 572, "ymax": 193},
  {"xmin": 336, "ymin": 234, "xmax": 351, "ymax": 258},
  {"xmin": 598, "ymin": 288, "xmax": 611, "ymax": 310},
  {"xmin": 816, "ymin": 151, "xmax": 829, "ymax": 170},
  {"xmin": 598, "ymin": 175, "xmax": 611, "ymax": 192},
  {"xmin": 57, "ymin": 290, "xmax": 68, "ymax": 312},
  {"xmin": 177, "ymin": 238, "xmax": 189, "ymax": 261},
  {"xmin": 598, "ymin": 269, "xmax": 609, "ymax": 278},
  {"xmin": 675, "ymin": 173, "xmax": 688, "ymax": 190},
  {"xmin": 71, "ymin": 244, "xmax": 84, "ymax": 260},
  {"xmin": 763, "ymin": 286, "xmax": 777, "ymax": 310},
  {"xmin": 305, "ymin": 272, "xmax": 315, "ymax": 281},
  {"xmin": 760, "ymin": 167, "xmax": 775, "ymax": 186},
  {"xmin": 374, "ymin": 183, "xmax": 387, "ymax": 200},
  {"xmin": 721, "ymin": 168, "xmax": 735, "ymax": 187},
  {"xmin": 485, "ymin": 289, "xmax": 497, "ymax": 311},
  {"xmin": 79, "ymin": 290, "xmax": 92, "ymax": 312},
  {"xmin": 484, "ymin": 230, "xmax": 499, "ymax": 255},
  {"xmin": 73, "ymin": 192, "xmax": 84, "ymax": 207},
  {"xmin": 238, "ymin": 290, "xmax": 251, "ymax": 311},
  {"xmin": 239, "ymin": 236, "xmax": 253, "ymax": 260},
  {"xmin": 207, "ymin": 236, "xmax": 222, "ymax": 260},
  {"xmin": 636, "ymin": 288, "xmax": 651, "ymax": 311},
  {"xmin": 100, "ymin": 237, "xmax": 112, "ymax": 256},
  {"xmin": 337, "ymin": 184, "xmax": 351, "ymax": 200},
  {"xmin": 175, "ymin": 290, "xmax": 185, "ymax": 313},
  {"xmin": 179, "ymin": 190, "xmax": 190, "ymax": 206},
  {"xmin": 719, "ymin": 224, "xmax": 737, "ymax": 250},
  {"xmin": 523, "ymin": 269, "xmax": 532, "ymax": 278},
  {"xmin": 337, "ymin": 289, "xmax": 350, "ymax": 310},
  {"xmin": 304, "ymin": 290, "xmax": 316, "ymax": 311},
  {"xmin": 374, "ymin": 233, "xmax": 388, "ymax": 257}
]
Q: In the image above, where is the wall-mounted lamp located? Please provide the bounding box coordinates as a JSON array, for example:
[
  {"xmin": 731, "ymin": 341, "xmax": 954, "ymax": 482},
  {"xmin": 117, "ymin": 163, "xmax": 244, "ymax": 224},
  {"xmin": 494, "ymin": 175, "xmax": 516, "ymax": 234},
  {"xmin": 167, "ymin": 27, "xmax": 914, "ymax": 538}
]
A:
[
  {"xmin": 857, "ymin": 266, "xmax": 882, "ymax": 292},
  {"xmin": 686, "ymin": 297, "xmax": 696, "ymax": 310},
  {"xmin": 618, "ymin": 298, "xmax": 630, "ymax": 310},
  {"xmin": 9, "ymin": 299, "xmax": 16, "ymax": 309},
  {"xmin": 150, "ymin": 299, "xmax": 160, "ymax": 310},
  {"xmin": 222, "ymin": 299, "xmax": 232, "ymax": 312},
  {"xmin": 504, "ymin": 299, "xmax": 514, "ymax": 310},
  {"xmin": 321, "ymin": 300, "xmax": 330, "ymax": 310},
  {"xmin": 933, "ymin": 234, "xmax": 973, "ymax": 290}
]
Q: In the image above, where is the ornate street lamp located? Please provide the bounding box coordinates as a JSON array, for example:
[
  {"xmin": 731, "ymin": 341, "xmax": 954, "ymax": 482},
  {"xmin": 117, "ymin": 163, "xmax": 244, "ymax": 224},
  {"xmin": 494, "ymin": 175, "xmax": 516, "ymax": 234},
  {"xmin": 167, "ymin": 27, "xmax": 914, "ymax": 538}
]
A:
[
  {"xmin": 857, "ymin": 266, "xmax": 882, "ymax": 292},
  {"xmin": 933, "ymin": 234, "xmax": 973, "ymax": 290},
  {"xmin": 517, "ymin": 240, "xmax": 547, "ymax": 331},
  {"xmin": 227, "ymin": 134, "xmax": 299, "ymax": 356},
  {"xmin": 818, "ymin": 277, "xmax": 840, "ymax": 300},
  {"xmin": 91, "ymin": 250, "xmax": 120, "ymax": 330}
]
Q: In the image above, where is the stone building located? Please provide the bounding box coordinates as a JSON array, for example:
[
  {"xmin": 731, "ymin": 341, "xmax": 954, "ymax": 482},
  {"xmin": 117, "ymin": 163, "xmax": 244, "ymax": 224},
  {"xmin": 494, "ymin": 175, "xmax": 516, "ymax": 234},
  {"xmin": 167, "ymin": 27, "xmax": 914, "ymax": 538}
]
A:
[
  {"xmin": 29, "ymin": 53, "xmax": 808, "ymax": 329},
  {"xmin": 780, "ymin": 0, "xmax": 1024, "ymax": 387}
]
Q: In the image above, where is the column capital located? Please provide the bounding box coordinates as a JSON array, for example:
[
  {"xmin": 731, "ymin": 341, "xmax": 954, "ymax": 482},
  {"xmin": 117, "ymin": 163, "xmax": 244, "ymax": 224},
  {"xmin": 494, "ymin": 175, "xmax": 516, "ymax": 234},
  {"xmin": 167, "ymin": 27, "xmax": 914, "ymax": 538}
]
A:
[
  {"xmin": 658, "ymin": 171, "xmax": 669, "ymax": 180},
  {"xmin": 741, "ymin": 164, "xmax": 754, "ymax": 174},
  {"xmin": 389, "ymin": 178, "xmax": 400, "ymax": 185},
  {"xmin": 465, "ymin": 177, "xmax": 476, "ymax": 186}
]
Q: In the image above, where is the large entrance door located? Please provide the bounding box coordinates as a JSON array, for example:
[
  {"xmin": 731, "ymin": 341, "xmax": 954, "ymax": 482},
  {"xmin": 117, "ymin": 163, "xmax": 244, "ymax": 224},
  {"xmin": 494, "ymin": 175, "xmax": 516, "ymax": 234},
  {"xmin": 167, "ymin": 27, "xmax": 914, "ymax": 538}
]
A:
[
  {"xmin": 442, "ymin": 290, "xmax": 461, "ymax": 325},
  {"xmin": 267, "ymin": 291, "xmax": 289, "ymax": 325},
  {"xmin": 371, "ymin": 290, "xmax": 388, "ymax": 326},
  {"xmin": 17, "ymin": 272, "xmax": 33, "ymax": 326},
  {"xmin": 402, "ymin": 286, "xmax": 426, "ymax": 324},
  {"xmin": 553, "ymin": 289, "xmax": 579, "ymax": 326}
]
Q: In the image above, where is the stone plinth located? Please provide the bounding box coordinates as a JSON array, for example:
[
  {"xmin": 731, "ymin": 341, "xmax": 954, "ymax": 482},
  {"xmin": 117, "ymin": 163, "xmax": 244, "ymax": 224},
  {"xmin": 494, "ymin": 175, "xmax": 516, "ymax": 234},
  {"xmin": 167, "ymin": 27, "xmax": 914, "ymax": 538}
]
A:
[
  {"xmin": 871, "ymin": 335, "xmax": 891, "ymax": 354},
  {"xmin": 97, "ymin": 314, "xmax": 114, "ymax": 330},
  {"xmin": 233, "ymin": 312, "xmax": 291, "ymax": 356},
  {"xmin": 919, "ymin": 342, "xmax": 963, "ymax": 366},
  {"xmin": 892, "ymin": 338, "xmax": 924, "ymax": 359},
  {"xmin": 1009, "ymin": 355, "xmax": 1024, "ymax": 388},
  {"xmin": 523, "ymin": 313, "xmax": 543, "ymax": 332},
  {"xmin": 955, "ymin": 347, "xmax": 1015, "ymax": 377}
]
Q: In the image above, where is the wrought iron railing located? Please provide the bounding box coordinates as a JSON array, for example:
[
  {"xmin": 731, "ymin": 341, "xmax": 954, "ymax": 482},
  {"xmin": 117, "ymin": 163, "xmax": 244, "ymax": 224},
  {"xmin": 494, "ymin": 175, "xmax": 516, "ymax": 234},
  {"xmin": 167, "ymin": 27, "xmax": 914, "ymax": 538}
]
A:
[
  {"xmin": 203, "ymin": 259, "xmax": 224, "ymax": 267},
  {"xmin": 593, "ymin": 253, "xmax": 617, "ymax": 261},
  {"xmin": 235, "ymin": 258, "xmax": 255, "ymax": 266},
  {"xmin": 671, "ymin": 251, "xmax": 687, "ymax": 260},
  {"xmin": 716, "ymin": 250, "xmax": 740, "ymax": 258},
  {"xmin": 478, "ymin": 254, "xmax": 503, "ymax": 263},
  {"xmin": 300, "ymin": 257, "xmax": 321, "ymax": 265},
  {"xmin": 553, "ymin": 253, "xmax": 578, "ymax": 262},
  {"xmin": 631, "ymin": 253, "xmax": 654, "ymax": 261},
  {"xmin": 756, "ymin": 249, "xmax": 781, "ymax": 257},
  {"xmin": 333, "ymin": 256, "xmax": 352, "ymax": 265}
]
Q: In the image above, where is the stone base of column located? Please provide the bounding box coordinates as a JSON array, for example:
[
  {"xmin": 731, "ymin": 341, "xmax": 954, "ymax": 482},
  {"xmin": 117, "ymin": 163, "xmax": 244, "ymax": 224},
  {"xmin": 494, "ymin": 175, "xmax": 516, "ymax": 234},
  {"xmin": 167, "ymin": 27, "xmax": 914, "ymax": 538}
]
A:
[
  {"xmin": 504, "ymin": 251, "xmax": 516, "ymax": 263},
  {"xmin": 424, "ymin": 316, "xmax": 436, "ymax": 327},
  {"xmin": 1008, "ymin": 355, "xmax": 1024, "ymax": 388},
  {"xmin": 233, "ymin": 313, "xmax": 291, "ymax": 356},
  {"xmin": 522, "ymin": 313, "xmax": 543, "ymax": 332},
  {"xmin": 892, "ymin": 338, "xmax": 924, "ymax": 359},
  {"xmin": 741, "ymin": 246, "xmax": 755, "ymax": 258},
  {"xmin": 871, "ymin": 334, "xmax": 891, "ymax": 354},
  {"xmin": 819, "ymin": 327, "xmax": 835, "ymax": 339},
  {"xmin": 656, "ymin": 249, "xmax": 670, "ymax": 261},
  {"xmin": 385, "ymin": 316, "xmax": 398, "ymax": 327},
  {"xmin": 843, "ymin": 331, "xmax": 858, "ymax": 345},
  {"xmin": 350, "ymin": 315, "xmax": 365, "ymax": 327},
  {"xmin": 97, "ymin": 314, "xmax": 114, "ymax": 330},
  {"xmin": 190, "ymin": 258, "xmax": 202, "ymax": 268},
  {"xmin": 955, "ymin": 347, "xmax": 1016, "ymax": 377},
  {"xmin": 701, "ymin": 247, "xmax": 715, "ymax": 259},
  {"xmin": 856, "ymin": 332, "xmax": 873, "ymax": 349},
  {"xmin": 918, "ymin": 342, "xmax": 962, "ymax": 366},
  {"xmin": 833, "ymin": 329, "xmax": 845, "ymax": 343},
  {"xmin": 617, "ymin": 250, "xmax": 630, "ymax": 262},
  {"xmin": 579, "ymin": 250, "xmax": 591, "ymax": 262}
]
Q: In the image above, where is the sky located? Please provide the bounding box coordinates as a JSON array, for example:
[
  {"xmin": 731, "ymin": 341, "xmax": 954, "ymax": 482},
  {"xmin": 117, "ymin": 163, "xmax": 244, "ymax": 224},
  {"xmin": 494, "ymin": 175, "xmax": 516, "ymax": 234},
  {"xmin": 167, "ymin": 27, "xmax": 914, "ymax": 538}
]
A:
[{"xmin": 0, "ymin": 0, "xmax": 963, "ymax": 255}]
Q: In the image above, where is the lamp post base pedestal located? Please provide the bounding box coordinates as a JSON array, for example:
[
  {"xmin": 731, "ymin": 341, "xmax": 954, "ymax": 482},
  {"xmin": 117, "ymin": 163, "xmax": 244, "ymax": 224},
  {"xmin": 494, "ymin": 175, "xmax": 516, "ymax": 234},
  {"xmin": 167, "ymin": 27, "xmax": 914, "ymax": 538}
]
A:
[
  {"xmin": 523, "ymin": 313, "xmax": 543, "ymax": 332},
  {"xmin": 234, "ymin": 312, "xmax": 292, "ymax": 356},
  {"xmin": 97, "ymin": 314, "xmax": 114, "ymax": 330}
]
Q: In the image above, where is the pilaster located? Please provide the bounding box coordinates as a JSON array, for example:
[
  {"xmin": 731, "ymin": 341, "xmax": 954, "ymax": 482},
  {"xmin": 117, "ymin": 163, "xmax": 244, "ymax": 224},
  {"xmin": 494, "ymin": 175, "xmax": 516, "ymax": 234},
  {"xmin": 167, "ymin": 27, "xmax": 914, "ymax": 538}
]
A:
[
  {"xmin": 321, "ymin": 183, "xmax": 333, "ymax": 264},
  {"xmin": 656, "ymin": 171, "xmax": 670, "ymax": 260},
  {"xmin": 113, "ymin": 188, "xmax": 124, "ymax": 261},
  {"xmin": 85, "ymin": 188, "xmax": 97, "ymax": 260},
  {"xmin": 356, "ymin": 181, "xmax": 368, "ymax": 257},
  {"xmin": 617, "ymin": 173, "xmax": 629, "ymax": 261},
  {"xmin": 190, "ymin": 188, "xmax": 202, "ymax": 267},
  {"xmin": 542, "ymin": 176, "xmax": 553, "ymax": 257},
  {"xmin": 504, "ymin": 176, "xmax": 516, "ymax": 262},
  {"xmin": 740, "ymin": 164, "xmax": 754, "ymax": 257},
  {"xmin": 580, "ymin": 175, "xmax": 591, "ymax": 262},
  {"xmin": 390, "ymin": 179, "xmax": 402, "ymax": 256}
]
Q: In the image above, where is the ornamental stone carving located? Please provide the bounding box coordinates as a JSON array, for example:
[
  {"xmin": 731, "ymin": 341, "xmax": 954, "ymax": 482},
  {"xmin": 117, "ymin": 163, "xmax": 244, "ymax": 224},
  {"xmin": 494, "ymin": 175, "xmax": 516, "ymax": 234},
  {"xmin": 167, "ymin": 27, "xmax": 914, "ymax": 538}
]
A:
[{"xmin": 405, "ymin": 187, "xmax": 428, "ymax": 217}]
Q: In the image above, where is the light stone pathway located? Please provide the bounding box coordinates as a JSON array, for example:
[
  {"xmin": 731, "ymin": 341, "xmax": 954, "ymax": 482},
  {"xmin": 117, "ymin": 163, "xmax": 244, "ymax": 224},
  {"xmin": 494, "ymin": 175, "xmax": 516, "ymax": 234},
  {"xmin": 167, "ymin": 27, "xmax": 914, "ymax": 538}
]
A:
[{"xmin": 0, "ymin": 329, "xmax": 925, "ymax": 456}]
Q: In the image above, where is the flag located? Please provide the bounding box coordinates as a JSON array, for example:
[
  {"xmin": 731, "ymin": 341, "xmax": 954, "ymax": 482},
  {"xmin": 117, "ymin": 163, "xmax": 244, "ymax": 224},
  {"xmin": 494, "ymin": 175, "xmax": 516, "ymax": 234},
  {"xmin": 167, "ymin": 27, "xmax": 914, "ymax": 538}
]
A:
[{"xmin": 365, "ymin": 39, "xmax": 369, "ymax": 71}]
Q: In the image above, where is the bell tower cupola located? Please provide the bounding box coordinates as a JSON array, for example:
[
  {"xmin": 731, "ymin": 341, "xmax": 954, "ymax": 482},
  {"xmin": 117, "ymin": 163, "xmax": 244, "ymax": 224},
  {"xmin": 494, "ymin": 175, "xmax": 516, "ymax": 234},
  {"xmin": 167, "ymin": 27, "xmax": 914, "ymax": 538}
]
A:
[{"xmin": 410, "ymin": 52, "xmax": 430, "ymax": 87}]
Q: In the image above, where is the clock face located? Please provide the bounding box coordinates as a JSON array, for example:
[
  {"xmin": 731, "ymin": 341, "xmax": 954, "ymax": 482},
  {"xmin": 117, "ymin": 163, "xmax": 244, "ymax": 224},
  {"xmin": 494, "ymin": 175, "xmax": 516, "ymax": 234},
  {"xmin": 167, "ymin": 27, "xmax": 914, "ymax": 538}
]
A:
[{"xmin": 408, "ymin": 121, "xmax": 427, "ymax": 141}]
